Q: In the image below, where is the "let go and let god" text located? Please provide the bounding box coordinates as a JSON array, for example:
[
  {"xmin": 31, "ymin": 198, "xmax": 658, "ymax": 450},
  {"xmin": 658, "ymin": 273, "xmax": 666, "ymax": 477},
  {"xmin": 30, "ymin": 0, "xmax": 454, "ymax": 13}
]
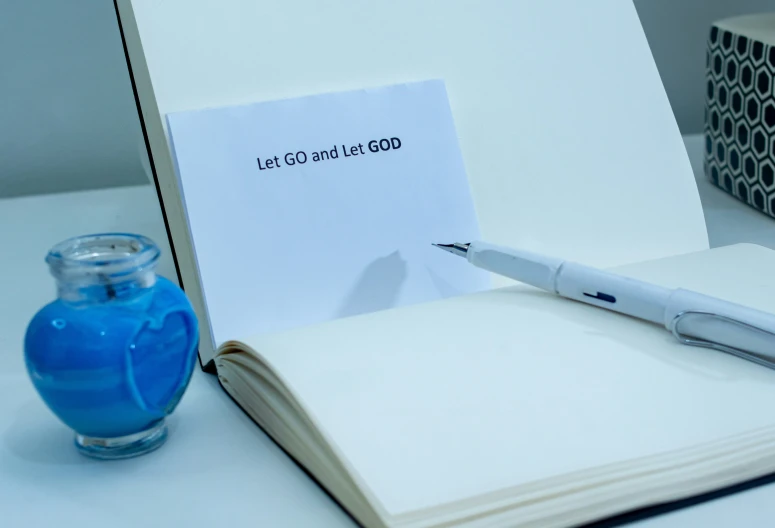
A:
[{"xmin": 257, "ymin": 137, "xmax": 402, "ymax": 171}]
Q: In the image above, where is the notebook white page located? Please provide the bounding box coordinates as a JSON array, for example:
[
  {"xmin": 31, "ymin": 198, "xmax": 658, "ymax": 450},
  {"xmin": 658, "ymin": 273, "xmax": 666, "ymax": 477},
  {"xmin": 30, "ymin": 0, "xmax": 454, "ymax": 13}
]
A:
[
  {"xmin": 240, "ymin": 244, "xmax": 775, "ymax": 516},
  {"xmin": 121, "ymin": 0, "xmax": 708, "ymax": 276}
]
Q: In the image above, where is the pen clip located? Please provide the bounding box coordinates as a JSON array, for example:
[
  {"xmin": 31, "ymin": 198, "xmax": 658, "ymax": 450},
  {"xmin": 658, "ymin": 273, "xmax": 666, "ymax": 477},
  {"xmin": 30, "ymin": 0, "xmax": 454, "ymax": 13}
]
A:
[{"xmin": 668, "ymin": 311, "xmax": 775, "ymax": 371}]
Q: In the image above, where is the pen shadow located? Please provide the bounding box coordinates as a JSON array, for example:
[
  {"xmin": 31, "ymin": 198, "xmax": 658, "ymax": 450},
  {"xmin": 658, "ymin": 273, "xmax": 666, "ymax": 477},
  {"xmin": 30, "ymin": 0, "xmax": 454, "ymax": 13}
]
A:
[
  {"xmin": 425, "ymin": 265, "xmax": 465, "ymax": 299},
  {"xmin": 336, "ymin": 251, "xmax": 408, "ymax": 319},
  {"xmin": 494, "ymin": 286, "xmax": 775, "ymax": 384}
]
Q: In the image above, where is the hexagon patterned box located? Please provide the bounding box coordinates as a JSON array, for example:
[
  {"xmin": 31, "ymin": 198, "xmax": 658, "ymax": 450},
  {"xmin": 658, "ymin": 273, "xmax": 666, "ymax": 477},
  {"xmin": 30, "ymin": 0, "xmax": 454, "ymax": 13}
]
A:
[{"xmin": 704, "ymin": 14, "xmax": 775, "ymax": 219}]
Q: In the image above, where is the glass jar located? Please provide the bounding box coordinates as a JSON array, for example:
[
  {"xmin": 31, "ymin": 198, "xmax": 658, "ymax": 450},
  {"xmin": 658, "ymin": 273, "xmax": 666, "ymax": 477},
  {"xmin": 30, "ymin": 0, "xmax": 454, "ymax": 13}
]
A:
[{"xmin": 23, "ymin": 233, "xmax": 199, "ymax": 459}]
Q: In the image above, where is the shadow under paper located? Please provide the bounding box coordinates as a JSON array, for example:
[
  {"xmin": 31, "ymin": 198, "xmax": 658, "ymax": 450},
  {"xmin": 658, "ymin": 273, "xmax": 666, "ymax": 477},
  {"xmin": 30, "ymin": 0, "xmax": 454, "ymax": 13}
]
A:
[{"xmin": 336, "ymin": 251, "xmax": 408, "ymax": 318}]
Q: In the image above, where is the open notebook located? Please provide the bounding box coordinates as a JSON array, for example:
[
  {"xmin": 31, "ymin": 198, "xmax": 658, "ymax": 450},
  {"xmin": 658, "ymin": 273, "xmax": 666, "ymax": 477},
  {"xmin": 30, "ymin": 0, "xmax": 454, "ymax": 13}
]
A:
[
  {"xmin": 109, "ymin": 0, "xmax": 775, "ymax": 526},
  {"xmin": 214, "ymin": 243, "xmax": 775, "ymax": 528},
  {"xmin": 114, "ymin": 0, "xmax": 709, "ymax": 366}
]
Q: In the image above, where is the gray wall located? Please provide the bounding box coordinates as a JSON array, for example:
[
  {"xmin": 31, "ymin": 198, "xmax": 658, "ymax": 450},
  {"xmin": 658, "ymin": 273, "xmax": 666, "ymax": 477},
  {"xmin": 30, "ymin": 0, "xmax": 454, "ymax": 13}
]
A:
[
  {"xmin": 634, "ymin": 0, "xmax": 775, "ymax": 135},
  {"xmin": 0, "ymin": 0, "xmax": 149, "ymax": 198},
  {"xmin": 2, "ymin": 0, "xmax": 774, "ymax": 198}
]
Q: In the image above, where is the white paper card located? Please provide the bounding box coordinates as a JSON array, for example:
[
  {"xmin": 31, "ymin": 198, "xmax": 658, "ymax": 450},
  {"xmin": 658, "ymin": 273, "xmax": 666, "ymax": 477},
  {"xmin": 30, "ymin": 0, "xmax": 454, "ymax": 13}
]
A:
[{"xmin": 166, "ymin": 79, "xmax": 490, "ymax": 346}]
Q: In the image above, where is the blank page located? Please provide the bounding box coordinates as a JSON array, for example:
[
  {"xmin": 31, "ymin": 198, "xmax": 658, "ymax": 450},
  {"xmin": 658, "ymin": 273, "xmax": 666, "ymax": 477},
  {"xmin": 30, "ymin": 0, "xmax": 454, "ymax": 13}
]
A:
[
  {"xmin": 241, "ymin": 244, "xmax": 775, "ymax": 515},
  {"xmin": 119, "ymin": 0, "xmax": 708, "ymax": 273}
]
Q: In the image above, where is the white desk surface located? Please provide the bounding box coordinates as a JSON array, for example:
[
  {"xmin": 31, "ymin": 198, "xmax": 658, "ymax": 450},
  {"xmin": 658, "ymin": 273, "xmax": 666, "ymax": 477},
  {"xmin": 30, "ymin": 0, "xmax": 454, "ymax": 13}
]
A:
[{"xmin": 0, "ymin": 135, "xmax": 773, "ymax": 527}]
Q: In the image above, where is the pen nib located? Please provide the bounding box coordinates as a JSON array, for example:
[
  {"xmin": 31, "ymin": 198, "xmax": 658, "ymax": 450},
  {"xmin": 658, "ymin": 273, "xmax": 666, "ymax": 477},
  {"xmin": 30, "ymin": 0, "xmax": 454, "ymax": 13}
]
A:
[{"xmin": 432, "ymin": 242, "xmax": 470, "ymax": 258}]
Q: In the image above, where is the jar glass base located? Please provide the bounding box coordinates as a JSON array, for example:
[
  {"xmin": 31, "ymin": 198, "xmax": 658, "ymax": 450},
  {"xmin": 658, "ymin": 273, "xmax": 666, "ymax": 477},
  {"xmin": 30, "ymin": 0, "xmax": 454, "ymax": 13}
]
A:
[{"xmin": 75, "ymin": 419, "xmax": 167, "ymax": 460}]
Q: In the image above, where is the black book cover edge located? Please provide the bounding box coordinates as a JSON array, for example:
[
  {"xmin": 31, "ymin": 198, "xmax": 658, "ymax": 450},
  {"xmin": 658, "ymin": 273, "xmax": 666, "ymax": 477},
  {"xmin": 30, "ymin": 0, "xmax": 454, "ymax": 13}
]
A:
[
  {"xmin": 112, "ymin": 1, "xmax": 775, "ymax": 524},
  {"xmin": 112, "ymin": 0, "xmax": 214, "ymax": 374}
]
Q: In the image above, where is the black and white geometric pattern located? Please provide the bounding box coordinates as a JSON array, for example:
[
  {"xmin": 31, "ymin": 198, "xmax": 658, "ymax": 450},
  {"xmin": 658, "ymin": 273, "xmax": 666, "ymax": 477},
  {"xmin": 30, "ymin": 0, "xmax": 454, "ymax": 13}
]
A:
[{"xmin": 704, "ymin": 23, "xmax": 775, "ymax": 219}]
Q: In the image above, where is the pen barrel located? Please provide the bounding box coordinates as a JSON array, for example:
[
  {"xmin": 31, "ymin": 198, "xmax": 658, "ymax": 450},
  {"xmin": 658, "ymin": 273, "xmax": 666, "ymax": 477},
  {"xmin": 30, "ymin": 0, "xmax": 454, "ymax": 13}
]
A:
[
  {"xmin": 555, "ymin": 263, "xmax": 671, "ymax": 324},
  {"xmin": 468, "ymin": 242, "xmax": 564, "ymax": 291}
]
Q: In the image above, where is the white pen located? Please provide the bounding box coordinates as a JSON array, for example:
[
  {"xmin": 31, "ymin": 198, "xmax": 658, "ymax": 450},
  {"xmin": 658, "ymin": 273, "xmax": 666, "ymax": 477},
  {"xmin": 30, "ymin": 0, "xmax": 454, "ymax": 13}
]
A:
[{"xmin": 434, "ymin": 240, "xmax": 775, "ymax": 370}]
